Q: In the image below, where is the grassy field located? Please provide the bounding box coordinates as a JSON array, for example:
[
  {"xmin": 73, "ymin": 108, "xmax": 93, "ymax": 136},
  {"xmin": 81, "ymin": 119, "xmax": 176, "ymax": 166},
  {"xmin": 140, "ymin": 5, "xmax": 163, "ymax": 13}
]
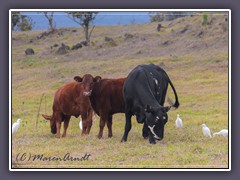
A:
[{"xmin": 11, "ymin": 14, "xmax": 229, "ymax": 169}]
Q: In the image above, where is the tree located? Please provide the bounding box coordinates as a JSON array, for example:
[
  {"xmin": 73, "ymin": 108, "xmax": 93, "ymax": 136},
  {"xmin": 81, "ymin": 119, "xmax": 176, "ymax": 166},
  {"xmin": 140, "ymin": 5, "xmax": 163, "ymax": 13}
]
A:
[
  {"xmin": 67, "ymin": 12, "xmax": 98, "ymax": 44},
  {"xmin": 149, "ymin": 12, "xmax": 165, "ymax": 22},
  {"xmin": 12, "ymin": 12, "xmax": 21, "ymax": 31},
  {"xmin": 202, "ymin": 13, "xmax": 208, "ymax": 26},
  {"xmin": 11, "ymin": 12, "xmax": 34, "ymax": 31},
  {"xmin": 42, "ymin": 12, "xmax": 56, "ymax": 31},
  {"xmin": 166, "ymin": 12, "xmax": 191, "ymax": 21},
  {"xmin": 17, "ymin": 15, "xmax": 35, "ymax": 31},
  {"xmin": 149, "ymin": 11, "xmax": 191, "ymax": 22}
]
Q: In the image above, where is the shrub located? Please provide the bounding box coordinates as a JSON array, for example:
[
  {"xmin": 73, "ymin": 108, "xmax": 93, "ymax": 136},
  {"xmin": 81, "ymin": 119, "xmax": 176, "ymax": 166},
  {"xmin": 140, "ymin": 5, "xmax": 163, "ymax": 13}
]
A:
[
  {"xmin": 202, "ymin": 14, "xmax": 208, "ymax": 26},
  {"xmin": 17, "ymin": 15, "xmax": 35, "ymax": 31}
]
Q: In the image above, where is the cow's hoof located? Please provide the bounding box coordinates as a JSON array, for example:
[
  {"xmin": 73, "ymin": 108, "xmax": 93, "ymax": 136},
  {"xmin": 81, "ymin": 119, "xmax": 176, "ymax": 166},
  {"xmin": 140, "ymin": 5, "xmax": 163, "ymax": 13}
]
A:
[
  {"xmin": 143, "ymin": 136, "xmax": 149, "ymax": 139},
  {"xmin": 149, "ymin": 140, "xmax": 156, "ymax": 144},
  {"xmin": 121, "ymin": 138, "xmax": 127, "ymax": 142},
  {"xmin": 62, "ymin": 134, "xmax": 66, "ymax": 138},
  {"xmin": 81, "ymin": 133, "xmax": 87, "ymax": 136},
  {"xmin": 97, "ymin": 135, "xmax": 103, "ymax": 139},
  {"xmin": 108, "ymin": 134, "xmax": 113, "ymax": 138},
  {"xmin": 142, "ymin": 132, "xmax": 149, "ymax": 138}
]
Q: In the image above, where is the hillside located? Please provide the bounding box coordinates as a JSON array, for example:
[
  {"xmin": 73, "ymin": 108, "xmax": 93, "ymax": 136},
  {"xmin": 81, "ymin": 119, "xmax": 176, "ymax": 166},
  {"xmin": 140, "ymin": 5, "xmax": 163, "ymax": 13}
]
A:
[{"xmin": 11, "ymin": 14, "xmax": 229, "ymax": 169}]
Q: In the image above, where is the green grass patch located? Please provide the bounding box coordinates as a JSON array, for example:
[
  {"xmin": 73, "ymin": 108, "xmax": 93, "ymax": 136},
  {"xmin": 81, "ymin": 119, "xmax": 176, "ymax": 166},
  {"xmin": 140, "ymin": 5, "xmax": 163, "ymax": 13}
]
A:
[{"xmin": 205, "ymin": 53, "xmax": 228, "ymax": 63}]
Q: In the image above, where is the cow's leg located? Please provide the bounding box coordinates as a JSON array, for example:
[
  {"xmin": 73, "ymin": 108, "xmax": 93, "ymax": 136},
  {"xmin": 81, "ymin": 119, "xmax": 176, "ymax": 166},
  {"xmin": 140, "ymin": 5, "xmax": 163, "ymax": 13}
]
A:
[
  {"xmin": 86, "ymin": 118, "xmax": 93, "ymax": 135},
  {"xmin": 62, "ymin": 116, "xmax": 70, "ymax": 138},
  {"xmin": 142, "ymin": 122, "xmax": 149, "ymax": 139},
  {"xmin": 98, "ymin": 113, "xmax": 107, "ymax": 139},
  {"xmin": 86, "ymin": 109, "xmax": 93, "ymax": 134},
  {"xmin": 56, "ymin": 120, "xmax": 61, "ymax": 139},
  {"xmin": 121, "ymin": 113, "xmax": 132, "ymax": 142},
  {"xmin": 54, "ymin": 112, "xmax": 62, "ymax": 138},
  {"xmin": 107, "ymin": 115, "xmax": 113, "ymax": 138},
  {"xmin": 148, "ymin": 129, "xmax": 156, "ymax": 144}
]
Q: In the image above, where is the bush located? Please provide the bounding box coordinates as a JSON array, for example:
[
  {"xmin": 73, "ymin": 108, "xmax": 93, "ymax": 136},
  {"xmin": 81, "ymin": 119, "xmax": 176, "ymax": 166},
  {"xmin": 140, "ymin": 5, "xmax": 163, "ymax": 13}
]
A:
[
  {"xmin": 12, "ymin": 12, "xmax": 20, "ymax": 31},
  {"xmin": 202, "ymin": 14, "xmax": 208, "ymax": 26},
  {"xmin": 18, "ymin": 15, "xmax": 35, "ymax": 31},
  {"xmin": 149, "ymin": 11, "xmax": 192, "ymax": 22}
]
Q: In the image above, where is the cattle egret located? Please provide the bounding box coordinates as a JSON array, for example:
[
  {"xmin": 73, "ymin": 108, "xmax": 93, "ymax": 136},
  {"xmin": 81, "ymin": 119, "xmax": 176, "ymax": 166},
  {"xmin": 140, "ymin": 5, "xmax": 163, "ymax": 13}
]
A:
[
  {"xmin": 12, "ymin": 119, "xmax": 21, "ymax": 134},
  {"xmin": 175, "ymin": 114, "xmax": 182, "ymax": 128},
  {"xmin": 202, "ymin": 124, "xmax": 212, "ymax": 138},
  {"xmin": 213, "ymin": 129, "xmax": 228, "ymax": 137},
  {"xmin": 79, "ymin": 119, "xmax": 82, "ymax": 130}
]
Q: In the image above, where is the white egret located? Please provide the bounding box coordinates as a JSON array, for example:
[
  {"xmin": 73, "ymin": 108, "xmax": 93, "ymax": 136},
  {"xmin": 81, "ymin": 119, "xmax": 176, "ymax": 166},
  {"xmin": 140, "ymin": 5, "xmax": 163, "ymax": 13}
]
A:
[
  {"xmin": 202, "ymin": 124, "xmax": 212, "ymax": 138},
  {"xmin": 12, "ymin": 119, "xmax": 21, "ymax": 134},
  {"xmin": 79, "ymin": 119, "xmax": 83, "ymax": 130},
  {"xmin": 175, "ymin": 114, "xmax": 183, "ymax": 128},
  {"xmin": 213, "ymin": 129, "xmax": 228, "ymax": 137}
]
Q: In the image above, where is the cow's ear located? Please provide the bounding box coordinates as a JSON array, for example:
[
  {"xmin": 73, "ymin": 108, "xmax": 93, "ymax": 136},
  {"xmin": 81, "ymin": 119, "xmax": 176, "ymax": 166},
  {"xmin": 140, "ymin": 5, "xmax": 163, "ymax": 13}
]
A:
[
  {"xmin": 74, "ymin": 76, "xmax": 82, "ymax": 82},
  {"xmin": 144, "ymin": 105, "xmax": 152, "ymax": 113},
  {"xmin": 42, "ymin": 114, "xmax": 51, "ymax": 120},
  {"xmin": 94, "ymin": 76, "xmax": 102, "ymax": 83},
  {"xmin": 163, "ymin": 106, "xmax": 171, "ymax": 112}
]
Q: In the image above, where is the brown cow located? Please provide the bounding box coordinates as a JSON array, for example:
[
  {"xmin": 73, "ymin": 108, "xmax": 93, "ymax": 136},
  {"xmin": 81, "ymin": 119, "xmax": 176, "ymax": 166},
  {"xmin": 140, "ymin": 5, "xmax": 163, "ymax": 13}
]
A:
[
  {"xmin": 42, "ymin": 74, "xmax": 100, "ymax": 138},
  {"xmin": 74, "ymin": 76, "xmax": 126, "ymax": 139}
]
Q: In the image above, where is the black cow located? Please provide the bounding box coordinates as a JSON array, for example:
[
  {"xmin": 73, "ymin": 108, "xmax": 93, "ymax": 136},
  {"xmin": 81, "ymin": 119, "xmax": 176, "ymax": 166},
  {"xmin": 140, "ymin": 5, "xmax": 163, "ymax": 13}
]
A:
[{"xmin": 121, "ymin": 63, "xmax": 179, "ymax": 144}]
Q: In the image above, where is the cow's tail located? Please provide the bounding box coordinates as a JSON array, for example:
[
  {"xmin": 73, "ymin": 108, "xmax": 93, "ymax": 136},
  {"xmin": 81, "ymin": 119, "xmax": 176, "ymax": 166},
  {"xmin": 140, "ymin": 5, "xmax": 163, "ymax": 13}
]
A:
[
  {"xmin": 42, "ymin": 114, "xmax": 52, "ymax": 120},
  {"xmin": 168, "ymin": 78, "xmax": 180, "ymax": 109}
]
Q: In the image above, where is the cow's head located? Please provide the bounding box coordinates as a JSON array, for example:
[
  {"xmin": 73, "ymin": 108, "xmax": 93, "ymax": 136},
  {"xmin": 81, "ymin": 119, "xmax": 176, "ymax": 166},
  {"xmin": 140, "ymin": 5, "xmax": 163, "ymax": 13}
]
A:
[
  {"xmin": 42, "ymin": 114, "xmax": 57, "ymax": 134},
  {"xmin": 74, "ymin": 74, "xmax": 101, "ymax": 96},
  {"xmin": 50, "ymin": 120, "xmax": 57, "ymax": 134},
  {"xmin": 144, "ymin": 105, "xmax": 171, "ymax": 140}
]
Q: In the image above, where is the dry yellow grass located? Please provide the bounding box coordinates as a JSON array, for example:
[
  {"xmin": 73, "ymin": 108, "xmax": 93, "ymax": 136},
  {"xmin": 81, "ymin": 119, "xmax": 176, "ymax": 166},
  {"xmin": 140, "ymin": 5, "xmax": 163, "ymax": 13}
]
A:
[{"xmin": 11, "ymin": 14, "xmax": 229, "ymax": 169}]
